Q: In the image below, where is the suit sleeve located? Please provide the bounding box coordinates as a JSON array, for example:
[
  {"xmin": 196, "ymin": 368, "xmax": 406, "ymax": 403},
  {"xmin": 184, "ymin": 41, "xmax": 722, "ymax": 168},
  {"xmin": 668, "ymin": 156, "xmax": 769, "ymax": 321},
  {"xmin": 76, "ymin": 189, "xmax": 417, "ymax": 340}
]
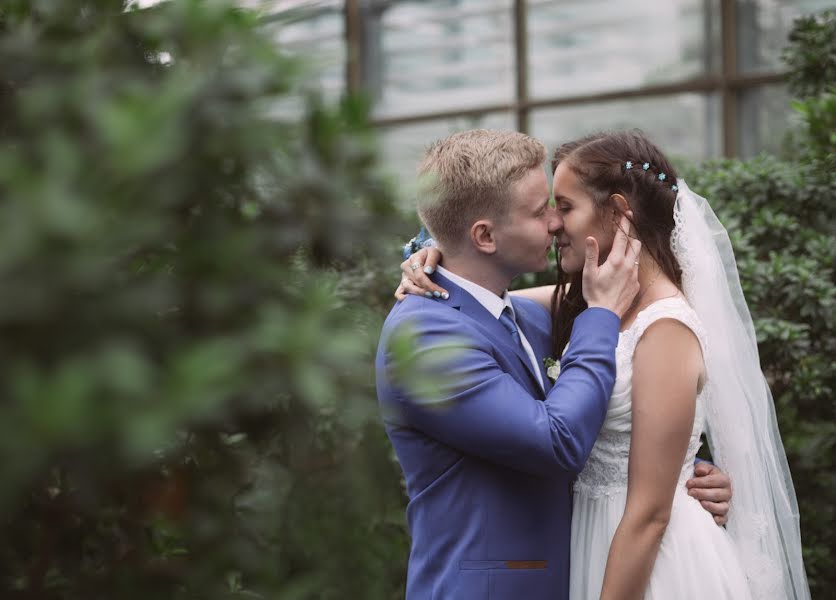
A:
[{"xmin": 382, "ymin": 307, "xmax": 619, "ymax": 477}]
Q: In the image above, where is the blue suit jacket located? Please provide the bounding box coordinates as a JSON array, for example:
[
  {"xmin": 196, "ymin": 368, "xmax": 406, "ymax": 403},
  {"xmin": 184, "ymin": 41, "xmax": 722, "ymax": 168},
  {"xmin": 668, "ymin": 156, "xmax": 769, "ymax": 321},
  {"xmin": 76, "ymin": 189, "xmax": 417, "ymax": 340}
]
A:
[{"xmin": 376, "ymin": 272, "xmax": 620, "ymax": 600}]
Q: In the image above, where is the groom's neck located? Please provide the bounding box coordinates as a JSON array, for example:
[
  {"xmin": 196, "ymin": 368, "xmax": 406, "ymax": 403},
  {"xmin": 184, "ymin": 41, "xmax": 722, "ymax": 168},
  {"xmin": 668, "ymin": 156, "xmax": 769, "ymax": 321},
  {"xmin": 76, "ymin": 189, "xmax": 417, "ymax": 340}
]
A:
[{"xmin": 441, "ymin": 255, "xmax": 512, "ymax": 297}]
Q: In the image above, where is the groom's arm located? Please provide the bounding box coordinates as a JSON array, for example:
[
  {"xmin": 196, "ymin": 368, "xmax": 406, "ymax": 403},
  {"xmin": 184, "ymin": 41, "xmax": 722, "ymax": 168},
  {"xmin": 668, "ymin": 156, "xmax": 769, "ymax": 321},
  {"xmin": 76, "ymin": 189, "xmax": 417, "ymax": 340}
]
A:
[
  {"xmin": 509, "ymin": 285, "xmax": 556, "ymax": 312},
  {"xmin": 382, "ymin": 307, "xmax": 619, "ymax": 477}
]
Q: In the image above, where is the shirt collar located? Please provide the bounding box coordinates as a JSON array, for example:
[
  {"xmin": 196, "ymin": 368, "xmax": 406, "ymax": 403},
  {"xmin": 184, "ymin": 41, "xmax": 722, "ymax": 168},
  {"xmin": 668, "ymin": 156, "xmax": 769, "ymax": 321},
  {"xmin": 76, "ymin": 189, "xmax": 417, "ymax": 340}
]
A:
[{"xmin": 436, "ymin": 265, "xmax": 513, "ymax": 320}]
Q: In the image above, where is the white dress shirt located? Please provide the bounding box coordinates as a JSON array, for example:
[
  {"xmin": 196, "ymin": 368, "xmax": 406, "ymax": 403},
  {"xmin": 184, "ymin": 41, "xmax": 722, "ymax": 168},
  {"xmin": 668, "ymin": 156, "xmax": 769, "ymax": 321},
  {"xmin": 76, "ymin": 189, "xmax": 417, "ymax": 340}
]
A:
[{"xmin": 436, "ymin": 265, "xmax": 544, "ymax": 390}]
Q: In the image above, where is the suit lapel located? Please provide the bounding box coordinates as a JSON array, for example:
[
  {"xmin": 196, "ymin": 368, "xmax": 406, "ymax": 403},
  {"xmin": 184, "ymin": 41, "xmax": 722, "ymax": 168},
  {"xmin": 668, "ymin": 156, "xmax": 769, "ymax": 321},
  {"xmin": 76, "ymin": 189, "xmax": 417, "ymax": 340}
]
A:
[
  {"xmin": 514, "ymin": 301, "xmax": 553, "ymax": 395},
  {"xmin": 435, "ymin": 273, "xmax": 544, "ymax": 396}
]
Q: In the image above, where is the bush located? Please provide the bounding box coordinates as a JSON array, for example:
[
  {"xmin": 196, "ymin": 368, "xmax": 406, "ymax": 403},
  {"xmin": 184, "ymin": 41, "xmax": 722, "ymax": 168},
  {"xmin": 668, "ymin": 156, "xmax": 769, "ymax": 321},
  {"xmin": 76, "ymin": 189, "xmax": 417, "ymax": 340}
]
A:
[{"xmin": 0, "ymin": 1, "xmax": 408, "ymax": 598}]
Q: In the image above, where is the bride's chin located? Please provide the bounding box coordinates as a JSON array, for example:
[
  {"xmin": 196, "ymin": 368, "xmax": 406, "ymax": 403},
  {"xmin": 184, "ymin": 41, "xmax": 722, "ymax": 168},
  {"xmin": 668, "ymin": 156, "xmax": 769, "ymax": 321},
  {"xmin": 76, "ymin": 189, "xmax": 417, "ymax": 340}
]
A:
[{"xmin": 558, "ymin": 257, "xmax": 580, "ymax": 275}]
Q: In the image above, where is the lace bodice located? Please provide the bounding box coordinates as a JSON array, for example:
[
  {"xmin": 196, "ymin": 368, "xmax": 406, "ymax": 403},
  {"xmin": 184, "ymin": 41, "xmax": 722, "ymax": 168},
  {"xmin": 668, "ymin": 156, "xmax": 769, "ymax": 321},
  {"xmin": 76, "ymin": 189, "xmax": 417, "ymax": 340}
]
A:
[{"xmin": 574, "ymin": 297, "xmax": 708, "ymax": 498}]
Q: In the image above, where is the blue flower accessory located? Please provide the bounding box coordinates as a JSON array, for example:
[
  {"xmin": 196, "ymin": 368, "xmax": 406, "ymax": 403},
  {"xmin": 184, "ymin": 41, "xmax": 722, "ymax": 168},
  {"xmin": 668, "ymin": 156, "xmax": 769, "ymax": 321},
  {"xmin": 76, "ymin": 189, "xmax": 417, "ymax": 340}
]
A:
[
  {"xmin": 622, "ymin": 160, "xmax": 677, "ymax": 192},
  {"xmin": 402, "ymin": 226, "xmax": 435, "ymax": 260}
]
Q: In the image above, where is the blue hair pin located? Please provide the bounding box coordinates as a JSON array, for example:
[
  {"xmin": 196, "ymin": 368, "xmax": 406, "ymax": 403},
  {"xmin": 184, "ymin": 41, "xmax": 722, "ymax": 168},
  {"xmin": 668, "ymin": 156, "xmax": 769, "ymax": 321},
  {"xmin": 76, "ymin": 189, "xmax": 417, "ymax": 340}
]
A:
[
  {"xmin": 402, "ymin": 226, "xmax": 434, "ymax": 260},
  {"xmin": 658, "ymin": 173, "xmax": 666, "ymax": 181},
  {"xmin": 671, "ymin": 184, "xmax": 679, "ymax": 192},
  {"xmin": 642, "ymin": 162, "xmax": 650, "ymax": 171},
  {"xmin": 624, "ymin": 161, "xmax": 633, "ymax": 170}
]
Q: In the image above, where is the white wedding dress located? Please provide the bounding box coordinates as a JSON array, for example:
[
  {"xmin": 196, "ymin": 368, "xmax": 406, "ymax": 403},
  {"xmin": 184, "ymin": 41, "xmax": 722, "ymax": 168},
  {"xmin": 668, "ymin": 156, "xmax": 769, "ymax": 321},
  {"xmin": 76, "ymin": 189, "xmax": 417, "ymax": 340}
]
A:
[{"xmin": 569, "ymin": 296, "xmax": 752, "ymax": 599}]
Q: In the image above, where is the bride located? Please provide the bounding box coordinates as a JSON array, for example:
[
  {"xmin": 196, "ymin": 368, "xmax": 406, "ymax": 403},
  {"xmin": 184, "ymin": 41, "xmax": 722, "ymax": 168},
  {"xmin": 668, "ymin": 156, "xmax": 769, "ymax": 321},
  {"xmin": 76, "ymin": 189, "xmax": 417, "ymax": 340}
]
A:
[{"xmin": 398, "ymin": 130, "xmax": 809, "ymax": 599}]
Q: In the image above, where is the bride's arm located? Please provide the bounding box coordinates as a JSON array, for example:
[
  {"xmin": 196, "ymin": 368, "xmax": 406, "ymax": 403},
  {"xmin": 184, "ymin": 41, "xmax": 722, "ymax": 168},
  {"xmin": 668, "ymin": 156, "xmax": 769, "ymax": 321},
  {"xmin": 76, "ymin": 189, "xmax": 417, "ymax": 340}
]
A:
[
  {"xmin": 396, "ymin": 244, "xmax": 559, "ymax": 312},
  {"xmin": 598, "ymin": 320, "xmax": 704, "ymax": 600},
  {"xmin": 395, "ymin": 247, "xmax": 447, "ymax": 300}
]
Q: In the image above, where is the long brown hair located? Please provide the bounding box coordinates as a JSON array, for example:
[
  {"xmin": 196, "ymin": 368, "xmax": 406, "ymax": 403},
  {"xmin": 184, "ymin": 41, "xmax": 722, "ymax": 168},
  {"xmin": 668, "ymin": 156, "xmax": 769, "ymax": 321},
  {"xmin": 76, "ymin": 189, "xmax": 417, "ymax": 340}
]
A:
[{"xmin": 551, "ymin": 130, "xmax": 683, "ymax": 358}]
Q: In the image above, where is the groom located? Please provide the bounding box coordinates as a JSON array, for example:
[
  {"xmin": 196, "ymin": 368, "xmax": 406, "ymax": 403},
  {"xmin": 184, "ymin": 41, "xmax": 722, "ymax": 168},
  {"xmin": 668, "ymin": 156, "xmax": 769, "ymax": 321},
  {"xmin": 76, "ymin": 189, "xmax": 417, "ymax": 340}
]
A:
[{"xmin": 375, "ymin": 130, "xmax": 729, "ymax": 599}]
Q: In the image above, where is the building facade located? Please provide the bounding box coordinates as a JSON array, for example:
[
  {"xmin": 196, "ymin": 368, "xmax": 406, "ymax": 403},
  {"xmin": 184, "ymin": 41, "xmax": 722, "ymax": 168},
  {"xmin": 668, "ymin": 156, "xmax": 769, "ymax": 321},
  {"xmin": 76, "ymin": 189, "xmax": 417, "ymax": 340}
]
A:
[{"xmin": 267, "ymin": 0, "xmax": 834, "ymax": 190}]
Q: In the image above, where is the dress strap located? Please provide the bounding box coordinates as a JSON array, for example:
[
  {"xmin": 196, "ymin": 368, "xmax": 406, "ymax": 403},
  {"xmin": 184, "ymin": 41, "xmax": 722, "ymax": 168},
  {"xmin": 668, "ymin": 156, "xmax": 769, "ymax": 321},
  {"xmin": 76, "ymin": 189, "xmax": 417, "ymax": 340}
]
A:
[{"xmin": 619, "ymin": 296, "xmax": 708, "ymax": 365}]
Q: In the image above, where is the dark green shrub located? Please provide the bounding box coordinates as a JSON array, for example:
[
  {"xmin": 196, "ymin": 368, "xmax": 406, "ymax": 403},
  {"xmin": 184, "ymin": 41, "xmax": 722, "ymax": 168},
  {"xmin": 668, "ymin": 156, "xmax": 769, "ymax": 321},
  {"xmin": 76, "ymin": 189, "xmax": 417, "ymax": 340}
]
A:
[{"xmin": 0, "ymin": 1, "xmax": 408, "ymax": 598}]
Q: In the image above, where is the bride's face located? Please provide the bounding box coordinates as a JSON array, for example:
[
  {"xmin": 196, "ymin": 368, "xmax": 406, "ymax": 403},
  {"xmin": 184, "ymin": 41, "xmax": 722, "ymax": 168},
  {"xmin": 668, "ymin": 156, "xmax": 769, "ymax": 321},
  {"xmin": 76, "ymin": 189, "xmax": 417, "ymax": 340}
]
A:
[{"xmin": 552, "ymin": 162, "xmax": 616, "ymax": 274}]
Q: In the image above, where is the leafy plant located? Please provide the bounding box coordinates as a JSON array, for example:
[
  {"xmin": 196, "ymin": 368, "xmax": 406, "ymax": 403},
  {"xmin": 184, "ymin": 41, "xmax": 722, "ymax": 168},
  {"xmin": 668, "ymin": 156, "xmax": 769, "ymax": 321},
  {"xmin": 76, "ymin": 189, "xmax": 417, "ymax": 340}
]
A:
[{"xmin": 0, "ymin": 1, "xmax": 408, "ymax": 598}]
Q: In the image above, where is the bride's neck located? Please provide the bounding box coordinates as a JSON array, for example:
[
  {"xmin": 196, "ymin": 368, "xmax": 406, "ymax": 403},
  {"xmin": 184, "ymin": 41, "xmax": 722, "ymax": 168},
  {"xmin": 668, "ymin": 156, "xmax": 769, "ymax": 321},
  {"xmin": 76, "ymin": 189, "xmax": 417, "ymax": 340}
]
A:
[{"xmin": 620, "ymin": 254, "xmax": 678, "ymax": 327}]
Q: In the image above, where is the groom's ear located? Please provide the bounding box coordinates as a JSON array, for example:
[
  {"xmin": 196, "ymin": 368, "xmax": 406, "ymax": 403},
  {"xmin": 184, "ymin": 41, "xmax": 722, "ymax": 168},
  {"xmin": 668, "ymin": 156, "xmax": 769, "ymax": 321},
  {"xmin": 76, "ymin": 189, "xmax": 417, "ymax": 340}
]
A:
[{"xmin": 471, "ymin": 219, "xmax": 497, "ymax": 255}]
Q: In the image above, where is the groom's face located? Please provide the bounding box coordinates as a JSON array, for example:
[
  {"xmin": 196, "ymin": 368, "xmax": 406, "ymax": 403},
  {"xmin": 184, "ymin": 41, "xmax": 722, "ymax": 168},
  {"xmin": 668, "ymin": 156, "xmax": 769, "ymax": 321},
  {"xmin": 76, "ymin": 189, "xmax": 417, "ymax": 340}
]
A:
[{"xmin": 492, "ymin": 166, "xmax": 559, "ymax": 275}]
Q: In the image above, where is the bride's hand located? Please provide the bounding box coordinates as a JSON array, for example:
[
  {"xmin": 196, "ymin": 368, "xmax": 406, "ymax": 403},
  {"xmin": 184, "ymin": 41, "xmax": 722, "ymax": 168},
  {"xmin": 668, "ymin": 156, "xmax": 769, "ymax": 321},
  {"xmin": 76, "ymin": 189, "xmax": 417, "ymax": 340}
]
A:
[{"xmin": 395, "ymin": 247, "xmax": 448, "ymax": 301}]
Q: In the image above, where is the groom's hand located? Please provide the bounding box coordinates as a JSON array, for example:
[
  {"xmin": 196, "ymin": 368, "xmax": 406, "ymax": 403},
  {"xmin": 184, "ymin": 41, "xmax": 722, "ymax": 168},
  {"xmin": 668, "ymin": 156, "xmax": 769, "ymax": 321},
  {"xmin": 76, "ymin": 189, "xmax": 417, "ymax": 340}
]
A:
[
  {"xmin": 582, "ymin": 213, "xmax": 641, "ymax": 318},
  {"xmin": 686, "ymin": 462, "xmax": 732, "ymax": 525}
]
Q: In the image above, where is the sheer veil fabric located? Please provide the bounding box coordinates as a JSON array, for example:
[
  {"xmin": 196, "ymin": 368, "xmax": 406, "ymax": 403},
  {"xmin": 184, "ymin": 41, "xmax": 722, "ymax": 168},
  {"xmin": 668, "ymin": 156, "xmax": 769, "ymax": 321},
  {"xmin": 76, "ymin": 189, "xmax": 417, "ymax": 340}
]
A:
[{"xmin": 671, "ymin": 181, "xmax": 810, "ymax": 599}]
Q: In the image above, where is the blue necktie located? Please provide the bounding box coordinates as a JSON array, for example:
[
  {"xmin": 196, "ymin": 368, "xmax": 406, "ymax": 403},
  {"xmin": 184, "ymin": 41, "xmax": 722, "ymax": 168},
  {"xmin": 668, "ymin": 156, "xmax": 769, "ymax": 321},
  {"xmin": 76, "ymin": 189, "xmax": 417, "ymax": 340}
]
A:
[
  {"xmin": 500, "ymin": 306, "xmax": 545, "ymax": 390},
  {"xmin": 499, "ymin": 306, "xmax": 522, "ymax": 347}
]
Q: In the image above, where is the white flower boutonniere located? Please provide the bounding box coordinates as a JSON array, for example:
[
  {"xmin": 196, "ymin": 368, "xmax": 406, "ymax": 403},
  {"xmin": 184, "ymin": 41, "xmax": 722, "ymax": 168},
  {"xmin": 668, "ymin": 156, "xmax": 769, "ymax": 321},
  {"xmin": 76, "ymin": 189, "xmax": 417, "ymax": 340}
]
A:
[{"xmin": 543, "ymin": 357, "xmax": 560, "ymax": 382}]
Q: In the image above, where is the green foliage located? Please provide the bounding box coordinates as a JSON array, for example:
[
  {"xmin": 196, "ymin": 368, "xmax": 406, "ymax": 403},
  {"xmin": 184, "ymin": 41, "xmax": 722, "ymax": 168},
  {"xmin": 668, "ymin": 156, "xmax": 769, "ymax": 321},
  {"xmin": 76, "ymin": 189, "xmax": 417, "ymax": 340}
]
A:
[
  {"xmin": 0, "ymin": 1, "xmax": 408, "ymax": 598},
  {"xmin": 784, "ymin": 10, "xmax": 836, "ymax": 172},
  {"xmin": 783, "ymin": 10, "xmax": 836, "ymax": 98}
]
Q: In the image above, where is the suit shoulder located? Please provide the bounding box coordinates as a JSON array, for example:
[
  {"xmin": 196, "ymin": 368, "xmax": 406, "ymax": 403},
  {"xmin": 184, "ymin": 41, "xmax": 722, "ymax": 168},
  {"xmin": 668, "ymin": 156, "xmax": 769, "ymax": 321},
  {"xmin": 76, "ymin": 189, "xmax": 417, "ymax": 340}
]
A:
[
  {"xmin": 381, "ymin": 296, "xmax": 474, "ymax": 338},
  {"xmin": 511, "ymin": 295, "xmax": 551, "ymax": 324}
]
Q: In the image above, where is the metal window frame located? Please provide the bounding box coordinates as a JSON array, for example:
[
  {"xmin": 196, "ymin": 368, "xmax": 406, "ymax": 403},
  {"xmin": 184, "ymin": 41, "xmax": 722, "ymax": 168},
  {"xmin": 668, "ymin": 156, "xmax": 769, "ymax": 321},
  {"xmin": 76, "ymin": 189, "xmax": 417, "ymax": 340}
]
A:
[{"xmin": 344, "ymin": 0, "xmax": 788, "ymax": 158}]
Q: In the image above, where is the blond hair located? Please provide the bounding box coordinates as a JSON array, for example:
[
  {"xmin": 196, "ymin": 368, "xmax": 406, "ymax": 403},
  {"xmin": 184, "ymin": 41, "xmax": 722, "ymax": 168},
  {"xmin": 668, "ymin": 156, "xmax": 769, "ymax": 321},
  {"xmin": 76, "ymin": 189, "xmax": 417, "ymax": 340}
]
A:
[{"xmin": 416, "ymin": 129, "xmax": 546, "ymax": 249}]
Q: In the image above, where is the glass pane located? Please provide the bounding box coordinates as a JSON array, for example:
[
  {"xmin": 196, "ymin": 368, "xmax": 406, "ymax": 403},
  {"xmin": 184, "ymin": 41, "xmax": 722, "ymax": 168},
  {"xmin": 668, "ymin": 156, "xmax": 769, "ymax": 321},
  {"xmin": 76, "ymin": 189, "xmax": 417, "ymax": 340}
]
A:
[
  {"xmin": 529, "ymin": 93, "xmax": 722, "ymax": 165},
  {"xmin": 737, "ymin": 0, "xmax": 836, "ymax": 73},
  {"xmin": 528, "ymin": 0, "xmax": 721, "ymax": 101},
  {"xmin": 263, "ymin": 1, "xmax": 346, "ymax": 98},
  {"xmin": 377, "ymin": 112, "xmax": 516, "ymax": 205},
  {"xmin": 738, "ymin": 83, "xmax": 800, "ymax": 157},
  {"xmin": 371, "ymin": 0, "xmax": 515, "ymax": 119}
]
